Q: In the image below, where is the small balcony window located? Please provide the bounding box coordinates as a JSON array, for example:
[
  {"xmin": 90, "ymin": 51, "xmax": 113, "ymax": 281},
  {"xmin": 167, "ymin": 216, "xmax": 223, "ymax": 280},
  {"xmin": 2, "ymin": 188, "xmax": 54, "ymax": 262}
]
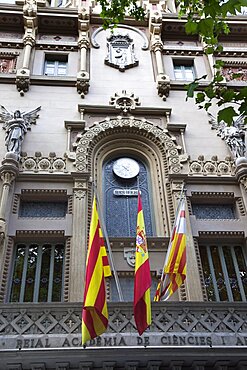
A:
[
  {"xmin": 44, "ymin": 55, "xmax": 68, "ymax": 76},
  {"xmin": 173, "ymin": 60, "xmax": 195, "ymax": 81}
]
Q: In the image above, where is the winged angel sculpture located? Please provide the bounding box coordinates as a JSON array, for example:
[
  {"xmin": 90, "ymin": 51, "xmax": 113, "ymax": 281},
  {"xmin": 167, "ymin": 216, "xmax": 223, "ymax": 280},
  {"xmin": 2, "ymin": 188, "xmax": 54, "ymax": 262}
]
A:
[
  {"xmin": 208, "ymin": 113, "xmax": 246, "ymax": 159},
  {"xmin": 0, "ymin": 106, "xmax": 41, "ymax": 159}
]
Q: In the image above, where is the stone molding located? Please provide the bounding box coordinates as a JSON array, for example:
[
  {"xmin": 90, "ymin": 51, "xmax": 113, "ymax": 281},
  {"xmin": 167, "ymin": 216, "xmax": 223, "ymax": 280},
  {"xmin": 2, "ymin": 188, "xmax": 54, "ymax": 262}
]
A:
[{"xmin": 74, "ymin": 117, "xmax": 185, "ymax": 176}]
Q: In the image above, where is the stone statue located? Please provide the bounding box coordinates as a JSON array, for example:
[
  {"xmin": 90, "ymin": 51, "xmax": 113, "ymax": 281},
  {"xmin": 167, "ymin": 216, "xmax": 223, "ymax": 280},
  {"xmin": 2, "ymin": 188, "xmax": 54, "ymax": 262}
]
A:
[
  {"xmin": 0, "ymin": 105, "xmax": 41, "ymax": 159},
  {"xmin": 208, "ymin": 113, "xmax": 246, "ymax": 159}
]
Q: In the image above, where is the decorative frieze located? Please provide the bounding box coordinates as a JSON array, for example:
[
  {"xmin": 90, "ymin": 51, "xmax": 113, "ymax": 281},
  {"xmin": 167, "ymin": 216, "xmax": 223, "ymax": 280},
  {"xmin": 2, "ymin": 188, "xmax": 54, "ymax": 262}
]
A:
[
  {"xmin": 0, "ymin": 301, "xmax": 247, "ymax": 348},
  {"xmin": 189, "ymin": 156, "xmax": 235, "ymax": 177},
  {"xmin": 20, "ymin": 153, "xmax": 67, "ymax": 173}
]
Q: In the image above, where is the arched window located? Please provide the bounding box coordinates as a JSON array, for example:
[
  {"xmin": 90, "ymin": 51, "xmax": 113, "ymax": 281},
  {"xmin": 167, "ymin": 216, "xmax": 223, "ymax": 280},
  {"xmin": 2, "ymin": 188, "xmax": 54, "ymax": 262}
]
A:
[{"xmin": 103, "ymin": 156, "xmax": 154, "ymax": 237}]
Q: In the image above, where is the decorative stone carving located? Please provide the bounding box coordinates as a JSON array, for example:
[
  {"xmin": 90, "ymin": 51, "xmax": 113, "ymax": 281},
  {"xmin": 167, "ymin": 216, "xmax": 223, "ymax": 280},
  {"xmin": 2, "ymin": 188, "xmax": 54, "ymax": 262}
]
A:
[
  {"xmin": 74, "ymin": 117, "xmax": 184, "ymax": 175},
  {"xmin": 19, "ymin": 153, "xmax": 67, "ymax": 172},
  {"xmin": 105, "ymin": 34, "xmax": 138, "ymax": 72},
  {"xmin": 208, "ymin": 113, "xmax": 246, "ymax": 159},
  {"xmin": 0, "ymin": 106, "xmax": 41, "ymax": 160},
  {"xmin": 0, "ymin": 220, "xmax": 6, "ymax": 245},
  {"xmin": 76, "ymin": 71, "xmax": 90, "ymax": 98},
  {"xmin": 16, "ymin": 68, "xmax": 30, "ymax": 96},
  {"xmin": 149, "ymin": 9, "xmax": 170, "ymax": 100},
  {"xmin": 77, "ymin": 7, "xmax": 90, "ymax": 98},
  {"xmin": 157, "ymin": 74, "xmax": 171, "ymax": 101},
  {"xmin": 189, "ymin": 156, "xmax": 234, "ymax": 177},
  {"xmin": 1, "ymin": 302, "xmax": 247, "ymax": 348},
  {"xmin": 124, "ymin": 247, "xmax": 135, "ymax": 267},
  {"xmin": 91, "ymin": 25, "xmax": 149, "ymax": 50},
  {"xmin": 235, "ymin": 157, "xmax": 247, "ymax": 192},
  {"xmin": 109, "ymin": 91, "xmax": 140, "ymax": 114}
]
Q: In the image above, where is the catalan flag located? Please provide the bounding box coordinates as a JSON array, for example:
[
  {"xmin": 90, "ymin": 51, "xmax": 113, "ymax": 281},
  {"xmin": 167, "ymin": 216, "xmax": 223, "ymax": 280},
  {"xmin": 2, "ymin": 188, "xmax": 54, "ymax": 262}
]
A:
[
  {"xmin": 154, "ymin": 197, "xmax": 186, "ymax": 302},
  {"xmin": 134, "ymin": 191, "xmax": 152, "ymax": 335},
  {"xmin": 82, "ymin": 196, "xmax": 111, "ymax": 345}
]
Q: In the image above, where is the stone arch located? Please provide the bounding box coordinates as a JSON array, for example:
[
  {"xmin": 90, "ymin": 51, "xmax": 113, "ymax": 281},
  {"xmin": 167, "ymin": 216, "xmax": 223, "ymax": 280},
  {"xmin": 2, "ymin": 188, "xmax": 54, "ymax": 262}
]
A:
[{"xmin": 74, "ymin": 117, "xmax": 184, "ymax": 235}]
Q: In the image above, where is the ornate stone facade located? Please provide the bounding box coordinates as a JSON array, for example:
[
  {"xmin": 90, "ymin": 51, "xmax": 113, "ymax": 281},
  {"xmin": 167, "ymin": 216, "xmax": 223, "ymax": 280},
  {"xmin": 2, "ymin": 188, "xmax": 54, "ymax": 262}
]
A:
[{"xmin": 0, "ymin": 0, "xmax": 246, "ymax": 368}]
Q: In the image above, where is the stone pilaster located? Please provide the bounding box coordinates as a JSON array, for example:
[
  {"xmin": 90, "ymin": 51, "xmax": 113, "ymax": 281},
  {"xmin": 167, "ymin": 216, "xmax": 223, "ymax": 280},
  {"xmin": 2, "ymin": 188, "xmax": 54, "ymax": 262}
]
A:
[
  {"xmin": 16, "ymin": 0, "xmax": 39, "ymax": 95},
  {"xmin": 68, "ymin": 175, "xmax": 89, "ymax": 301},
  {"xmin": 149, "ymin": 9, "xmax": 170, "ymax": 101},
  {"xmin": 77, "ymin": 7, "xmax": 90, "ymax": 98},
  {"xmin": 172, "ymin": 181, "xmax": 204, "ymax": 301}
]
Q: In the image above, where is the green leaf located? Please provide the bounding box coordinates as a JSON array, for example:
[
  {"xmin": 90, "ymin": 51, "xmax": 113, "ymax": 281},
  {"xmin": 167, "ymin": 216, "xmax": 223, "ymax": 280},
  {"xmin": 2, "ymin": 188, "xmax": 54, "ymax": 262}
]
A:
[
  {"xmin": 185, "ymin": 20, "xmax": 198, "ymax": 35},
  {"xmin": 198, "ymin": 18, "xmax": 214, "ymax": 36},
  {"xmin": 186, "ymin": 81, "xmax": 199, "ymax": 99},
  {"xmin": 218, "ymin": 107, "xmax": 238, "ymax": 125},
  {"xmin": 196, "ymin": 92, "xmax": 205, "ymax": 103}
]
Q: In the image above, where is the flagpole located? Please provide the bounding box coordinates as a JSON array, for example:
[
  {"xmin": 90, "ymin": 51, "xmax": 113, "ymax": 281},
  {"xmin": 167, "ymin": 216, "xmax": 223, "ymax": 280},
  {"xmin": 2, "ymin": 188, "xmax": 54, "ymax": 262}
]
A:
[{"xmin": 92, "ymin": 182, "xmax": 124, "ymax": 302}]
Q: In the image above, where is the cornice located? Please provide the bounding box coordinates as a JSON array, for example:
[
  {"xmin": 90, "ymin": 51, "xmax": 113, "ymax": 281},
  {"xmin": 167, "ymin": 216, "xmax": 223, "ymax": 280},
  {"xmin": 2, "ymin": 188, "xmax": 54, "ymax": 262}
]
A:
[{"xmin": 77, "ymin": 104, "xmax": 172, "ymax": 117}]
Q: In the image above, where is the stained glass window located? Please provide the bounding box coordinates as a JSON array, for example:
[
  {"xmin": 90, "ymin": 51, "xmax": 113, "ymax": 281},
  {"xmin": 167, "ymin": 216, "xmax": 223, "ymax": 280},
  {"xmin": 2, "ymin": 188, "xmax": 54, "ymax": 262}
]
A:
[
  {"xmin": 200, "ymin": 244, "xmax": 247, "ymax": 302},
  {"xmin": 192, "ymin": 204, "xmax": 235, "ymax": 219},
  {"xmin": 9, "ymin": 243, "xmax": 64, "ymax": 303},
  {"xmin": 19, "ymin": 201, "xmax": 67, "ymax": 218},
  {"xmin": 103, "ymin": 157, "xmax": 154, "ymax": 237}
]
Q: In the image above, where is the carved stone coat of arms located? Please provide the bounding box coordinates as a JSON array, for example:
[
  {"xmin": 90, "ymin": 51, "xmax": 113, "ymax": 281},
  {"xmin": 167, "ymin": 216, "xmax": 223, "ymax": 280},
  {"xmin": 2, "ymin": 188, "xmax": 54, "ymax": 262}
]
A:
[{"xmin": 105, "ymin": 33, "xmax": 139, "ymax": 72}]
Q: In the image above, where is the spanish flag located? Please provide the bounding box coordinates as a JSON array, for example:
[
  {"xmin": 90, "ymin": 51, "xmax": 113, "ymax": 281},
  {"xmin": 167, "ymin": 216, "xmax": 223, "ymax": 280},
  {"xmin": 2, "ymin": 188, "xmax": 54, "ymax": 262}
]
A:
[
  {"xmin": 134, "ymin": 191, "xmax": 152, "ymax": 335},
  {"xmin": 82, "ymin": 196, "xmax": 111, "ymax": 345},
  {"xmin": 154, "ymin": 198, "xmax": 186, "ymax": 302}
]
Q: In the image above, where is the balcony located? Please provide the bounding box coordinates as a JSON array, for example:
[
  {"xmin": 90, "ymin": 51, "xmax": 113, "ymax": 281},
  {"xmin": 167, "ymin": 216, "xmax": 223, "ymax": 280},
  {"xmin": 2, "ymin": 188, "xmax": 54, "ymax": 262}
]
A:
[{"xmin": 0, "ymin": 301, "xmax": 247, "ymax": 369}]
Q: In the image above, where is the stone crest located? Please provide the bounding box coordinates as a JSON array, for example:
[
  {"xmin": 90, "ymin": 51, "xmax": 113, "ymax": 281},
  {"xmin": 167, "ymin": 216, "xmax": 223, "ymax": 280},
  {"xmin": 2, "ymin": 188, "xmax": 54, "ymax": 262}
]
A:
[{"xmin": 105, "ymin": 33, "xmax": 138, "ymax": 72}]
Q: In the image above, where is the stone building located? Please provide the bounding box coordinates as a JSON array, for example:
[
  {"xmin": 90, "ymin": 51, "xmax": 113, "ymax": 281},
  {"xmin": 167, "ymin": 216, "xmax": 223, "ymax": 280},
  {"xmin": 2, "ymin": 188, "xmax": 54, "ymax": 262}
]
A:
[{"xmin": 0, "ymin": 0, "xmax": 247, "ymax": 369}]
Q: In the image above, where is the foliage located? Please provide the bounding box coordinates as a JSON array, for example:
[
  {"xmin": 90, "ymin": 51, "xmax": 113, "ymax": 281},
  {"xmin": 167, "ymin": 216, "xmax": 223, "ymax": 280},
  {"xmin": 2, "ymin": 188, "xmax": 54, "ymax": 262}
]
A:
[{"xmin": 98, "ymin": 0, "xmax": 247, "ymax": 125}]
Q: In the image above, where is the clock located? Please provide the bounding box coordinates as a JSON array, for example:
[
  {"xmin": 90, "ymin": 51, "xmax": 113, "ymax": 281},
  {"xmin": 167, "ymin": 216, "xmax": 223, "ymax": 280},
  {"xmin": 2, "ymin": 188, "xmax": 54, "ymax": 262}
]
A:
[{"xmin": 113, "ymin": 157, "xmax": 140, "ymax": 179}]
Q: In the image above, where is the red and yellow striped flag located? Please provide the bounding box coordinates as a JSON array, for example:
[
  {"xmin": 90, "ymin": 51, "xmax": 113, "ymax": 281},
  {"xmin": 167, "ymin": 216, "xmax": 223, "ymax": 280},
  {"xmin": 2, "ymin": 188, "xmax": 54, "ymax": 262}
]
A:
[
  {"xmin": 82, "ymin": 196, "xmax": 111, "ymax": 345},
  {"xmin": 134, "ymin": 191, "xmax": 152, "ymax": 335},
  {"xmin": 154, "ymin": 198, "xmax": 186, "ymax": 301}
]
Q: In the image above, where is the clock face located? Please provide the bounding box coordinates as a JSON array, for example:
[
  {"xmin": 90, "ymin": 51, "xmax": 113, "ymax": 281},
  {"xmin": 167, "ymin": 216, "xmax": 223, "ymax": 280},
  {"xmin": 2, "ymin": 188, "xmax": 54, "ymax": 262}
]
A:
[{"xmin": 113, "ymin": 157, "xmax": 140, "ymax": 179}]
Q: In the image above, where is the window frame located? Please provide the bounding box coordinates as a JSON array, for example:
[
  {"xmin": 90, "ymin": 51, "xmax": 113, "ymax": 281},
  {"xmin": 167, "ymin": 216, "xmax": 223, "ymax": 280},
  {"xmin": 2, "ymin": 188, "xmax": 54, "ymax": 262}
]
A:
[
  {"xmin": 200, "ymin": 242, "xmax": 247, "ymax": 302},
  {"xmin": 8, "ymin": 241, "xmax": 65, "ymax": 303},
  {"xmin": 44, "ymin": 54, "xmax": 68, "ymax": 77},
  {"xmin": 173, "ymin": 59, "xmax": 195, "ymax": 81}
]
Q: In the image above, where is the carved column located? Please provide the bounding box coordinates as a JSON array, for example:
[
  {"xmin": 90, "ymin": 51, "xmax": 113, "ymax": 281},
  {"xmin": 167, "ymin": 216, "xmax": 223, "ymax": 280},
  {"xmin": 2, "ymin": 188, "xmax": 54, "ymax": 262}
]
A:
[
  {"xmin": 16, "ymin": 0, "xmax": 39, "ymax": 95},
  {"xmin": 0, "ymin": 154, "xmax": 19, "ymax": 302},
  {"xmin": 77, "ymin": 7, "xmax": 90, "ymax": 98},
  {"xmin": 172, "ymin": 181, "xmax": 204, "ymax": 301},
  {"xmin": 69, "ymin": 175, "xmax": 89, "ymax": 301},
  {"xmin": 0, "ymin": 154, "xmax": 19, "ymax": 244},
  {"xmin": 149, "ymin": 10, "xmax": 170, "ymax": 101}
]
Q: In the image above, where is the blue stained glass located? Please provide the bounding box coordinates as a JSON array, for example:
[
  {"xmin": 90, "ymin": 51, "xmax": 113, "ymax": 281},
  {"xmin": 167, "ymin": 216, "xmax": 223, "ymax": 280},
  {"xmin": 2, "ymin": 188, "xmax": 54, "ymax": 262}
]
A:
[
  {"xmin": 192, "ymin": 204, "xmax": 235, "ymax": 219},
  {"xmin": 19, "ymin": 201, "xmax": 67, "ymax": 218},
  {"xmin": 104, "ymin": 158, "xmax": 153, "ymax": 237}
]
